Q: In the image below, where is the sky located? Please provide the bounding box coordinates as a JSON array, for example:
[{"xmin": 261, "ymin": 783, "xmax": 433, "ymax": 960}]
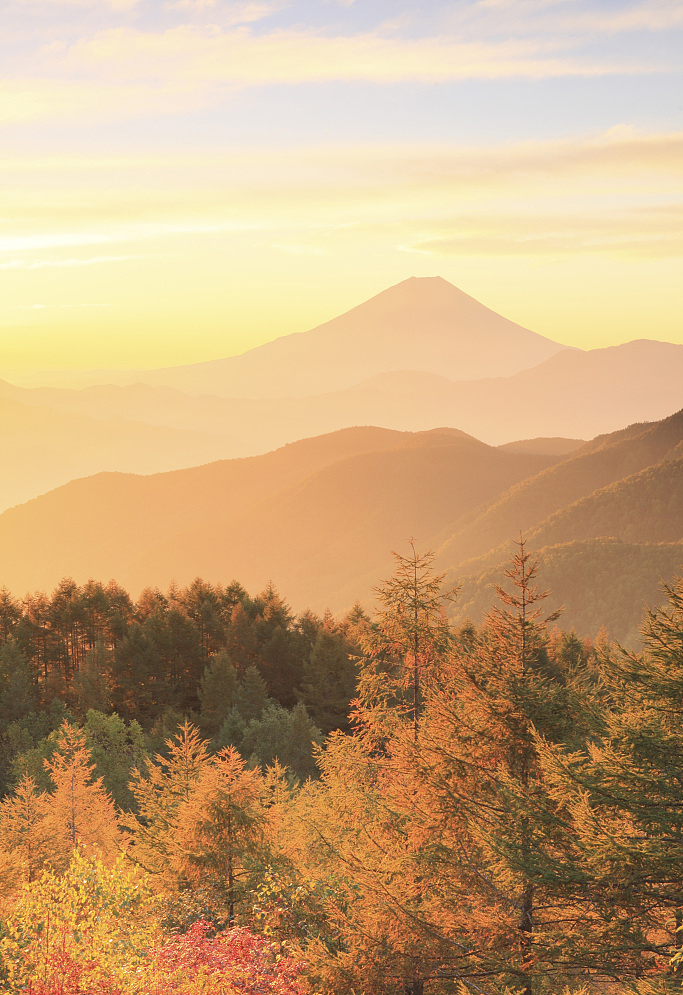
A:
[{"xmin": 1, "ymin": 0, "xmax": 682, "ymax": 377}]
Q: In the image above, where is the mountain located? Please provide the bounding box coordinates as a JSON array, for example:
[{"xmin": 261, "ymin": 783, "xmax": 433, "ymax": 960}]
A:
[
  {"xmin": 0, "ymin": 427, "xmax": 557, "ymax": 607},
  {"xmin": 432, "ymin": 408, "xmax": 683, "ymax": 574},
  {"xmin": 12, "ymin": 277, "xmax": 566, "ymax": 397},
  {"xmin": 437, "ymin": 411, "xmax": 683, "ymax": 643},
  {"xmin": 0, "ymin": 394, "xmax": 245, "ymax": 512},
  {"xmin": 452, "ymin": 539, "xmax": 683, "ymax": 647},
  {"xmin": 4, "ymin": 339, "xmax": 683, "ymax": 463},
  {"xmin": 0, "ymin": 409, "xmax": 682, "ymax": 641}
]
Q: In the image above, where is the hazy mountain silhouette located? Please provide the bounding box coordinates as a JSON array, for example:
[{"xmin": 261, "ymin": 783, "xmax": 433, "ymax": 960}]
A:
[
  {"xmin": 14, "ymin": 277, "xmax": 566, "ymax": 397},
  {"xmin": 1, "ymin": 409, "xmax": 681, "ymax": 641},
  {"xmin": 4, "ymin": 338, "xmax": 683, "ymax": 452},
  {"xmin": 0, "ymin": 427, "xmax": 557, "ymax": 606},
  {"xmin": 0, "ymin": 393, "xmax": 245, "ymax": 511}
]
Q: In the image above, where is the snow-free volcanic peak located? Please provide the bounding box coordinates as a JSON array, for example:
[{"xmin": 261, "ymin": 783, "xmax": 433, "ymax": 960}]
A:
[{"xmin": 125, "ymin": 276, "xmax": 569, "ymax": 398}]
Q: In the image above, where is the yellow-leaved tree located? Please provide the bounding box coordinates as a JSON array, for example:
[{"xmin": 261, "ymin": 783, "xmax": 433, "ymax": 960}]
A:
[
  {"xmin": 0, "ymin": 773, "xmax": 62, "ymax": 897},
  {"xmin": 41, "ymin": 721, "xmax": 121, "ymax": 862}
]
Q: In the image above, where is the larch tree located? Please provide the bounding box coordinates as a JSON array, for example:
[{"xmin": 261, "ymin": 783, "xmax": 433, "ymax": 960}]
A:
[
  {"xmin": 539, "ymin": 573, "xmax": 683, "ymax": 989},
  {"xmin": 172, "ymin": 746, "xmax": 272, "ymax": 926},
  {"xmin": 0, "ymin": 773, "xmax": 58, "ymax": 890},
  {"xmin": 125, "ymin": 720, "xmax": 210, "ymax": 881},
  {"xmin": 41, "ymin": 721, "xmax": 120, "ymax": 863}
]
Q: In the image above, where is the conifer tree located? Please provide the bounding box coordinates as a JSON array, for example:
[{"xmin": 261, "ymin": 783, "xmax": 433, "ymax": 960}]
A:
[
  {"xmin": 41, "ymin": 721, "xmax": 120, "ymax": 862},
  {"xmin": 126, "ymin": 720, "xmax": 209, "ymax": 879},
  {"xmin": 198, "ymin": 649, "xmax": 238, "ymax": 738},
  {"xmin": 71, "ymin": 640, "xmax": 111, "ymax": 717},
  {"xmin": 172, "ymin": 746, "xmax": 269, "ymax": 926},
  {"xmin": 359, "ymin": 542, "xmax": 453, "ymax": 741},
  {"xmin": 297, "ymin": 625, "xmax": 357, "ymax": 735},
  {"xmin": 0, "ymin": 773, "xmax": 56, "ymax": 887},
  {"xmin": 233, "ymin": 665, "xmax": 273, "ymax": 723},
  {"xmin": 540, "ymin": 573, "xmax": 683, "ymax": 987}
]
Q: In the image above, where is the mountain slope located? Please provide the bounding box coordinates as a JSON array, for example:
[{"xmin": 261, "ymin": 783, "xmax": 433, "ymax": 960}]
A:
[
  {"xmin": 33, "ymin": 277, "xmax": 565, "ymax": 397},
  {"xmin": 0, "ymin": 428, "xmax": 556, "ymax": 607},
  {"xmin": 432, "ymin": 408, "xmax": 683, "ymax": 574},
  {"xmin": 452, "ymin": 539, "xmax": 683, "ymax": 646},
  {"xmin": 0, "ymin": 395, "xmax": 244, "ymax": 511}
]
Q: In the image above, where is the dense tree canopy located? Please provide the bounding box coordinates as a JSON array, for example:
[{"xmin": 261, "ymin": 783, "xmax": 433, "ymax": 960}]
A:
[{"xmin": 0, "ymin": 558, "xmax": 682, "ymax": 994}]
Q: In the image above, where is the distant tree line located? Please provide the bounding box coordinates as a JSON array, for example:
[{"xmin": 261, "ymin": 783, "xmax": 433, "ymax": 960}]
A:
[{"xmin": 0, "ymin": 578, "xmax": 364, "ymax": 795}]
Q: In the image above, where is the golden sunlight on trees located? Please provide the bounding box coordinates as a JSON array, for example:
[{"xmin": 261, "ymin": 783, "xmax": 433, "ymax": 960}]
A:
[{"xmin": 1, "ymin": 559, "xmax": 683, "ymax": 992}]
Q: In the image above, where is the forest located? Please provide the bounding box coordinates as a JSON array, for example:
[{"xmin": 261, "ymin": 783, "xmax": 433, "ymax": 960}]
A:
[{"xmin": 0, "ymin": 544, "xmax": 682, "ymax": 995}]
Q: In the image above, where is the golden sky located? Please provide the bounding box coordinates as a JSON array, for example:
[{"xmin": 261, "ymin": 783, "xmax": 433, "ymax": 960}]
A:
[{"xmin": 1, "ymin": 0, "xmax": 682, "ymax": 376}]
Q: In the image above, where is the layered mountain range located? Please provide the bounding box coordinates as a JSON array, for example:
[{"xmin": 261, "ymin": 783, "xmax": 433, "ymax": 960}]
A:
[
  {"xmin": 3, "ymin": 276, "xmax": 683, "ymax": 513},
  {"xmin": 2, "ymin": 275, "xmax": 681, "ymax": 644},
  {"xmin": 1, "ymin": 408, "xmax": 682, "ymax": 645}
]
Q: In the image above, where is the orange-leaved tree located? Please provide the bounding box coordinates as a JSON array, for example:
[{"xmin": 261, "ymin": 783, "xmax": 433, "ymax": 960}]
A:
[{"xmin": 41, "ymin": 721, "xmax": 121, "ymax": 863}]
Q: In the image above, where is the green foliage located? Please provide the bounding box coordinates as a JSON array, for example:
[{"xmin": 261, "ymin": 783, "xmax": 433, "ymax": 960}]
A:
[
  {"xmin": 83, "ymin": 710, "xmax": 148, "ymax": 811},
  {"xmin": 297, "ymin": 626, "xmax": 357, "ymax": 735},
  {"xmin": 197, "ymin": 649, "xmax": 237, "ymax": 738},
  {"xmin": 233, "ymin": 666, "xmax": 273, "ymax": 723},
  {"xmin": 241, "ymin": 703, "xmax": 322, "ymax": 781}
]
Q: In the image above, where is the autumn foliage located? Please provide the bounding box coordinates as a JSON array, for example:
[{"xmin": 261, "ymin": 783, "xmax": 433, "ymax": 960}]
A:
[{"xmin": 2, "ymin": 552, "xmax": 683, "ymax": 994}]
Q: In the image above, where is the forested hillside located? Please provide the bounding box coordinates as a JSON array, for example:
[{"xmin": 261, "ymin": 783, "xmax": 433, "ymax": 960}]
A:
[{"xmin": 1, "ymin": 546, "xmax": 683, "ymax": 994}]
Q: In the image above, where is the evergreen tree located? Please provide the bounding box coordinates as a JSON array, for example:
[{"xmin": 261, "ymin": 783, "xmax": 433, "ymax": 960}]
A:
[
  {"xmin": 198, "ymin": 649, "xmax": 238, "ymax": 738},
  {"xmin": 233, "ymin": 666, "xmax": 273, "ymax": 723},
  {"xmin": 241, "ymin": 702, "xmax": 322, "ymax": 781},
  {"xmin": 71, "ymin": 640, "xmax": 112, "ymax": 717},
  {"xmin": 298, "ymin": 625, "xmax": 357, "ymax": 735}
]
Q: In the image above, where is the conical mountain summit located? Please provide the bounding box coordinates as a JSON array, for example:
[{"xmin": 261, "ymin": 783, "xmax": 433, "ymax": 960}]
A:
[{"xmin": 131, "ymin": 276, "xmax": 569, "ymax": 397}]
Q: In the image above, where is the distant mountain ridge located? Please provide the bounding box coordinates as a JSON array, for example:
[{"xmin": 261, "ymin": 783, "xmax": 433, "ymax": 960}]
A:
[
  {"xmin": 1, "ymin": 276, "xmax": 682, "ymax": 514},
  {"xmin": 42, "ymin": 277, "xmax": 567, "ymax": 397},
  {"xmin": 1, "ymin": 409, "xmax": 682, "ymax": 646}
]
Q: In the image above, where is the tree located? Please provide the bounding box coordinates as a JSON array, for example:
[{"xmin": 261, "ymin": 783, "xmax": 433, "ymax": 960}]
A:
[
  {"xmin": 241, "ymin": 702, "xmax": 322, "ymax": 781},
  {"xmin": 542, "ymin": 573, "xmax": 683, "ymax": 987},
  {"xmin": 290, "ymin": 544, "xmax": 456, "ymax": 995},
  {"xmin": 0, "ymin": 773, "xmax": 56, "ymax": 888},
  {"xmin": 233, "ymin": 666, "xmax": 273, "ymax": 723},
  {"xmin": 297, "ymin": 624, "xmax": 357, "ymax": 735},
  {"xmin": 41, "ymin": 722, "xmax": 120, "ymax": 862},
  {"xmin": 172, "ymin": 747, "xmax": 270, "ymax": 926},
  {"xmin": 71, "ymin": 641, "xmax": 112, "ymax": 717},
  {"xmin": 126, "ymin": 720, "xmax": 209, "ymax": 881},
  {"xmin": 84, "ymin": 710, "xmax": 148, "ymax": 812},
  {"xmin": 0, "ymin": 849, "xmax": 157, "ymax": 993},
  {"xmin": 359, "ymin": 542, "xmax": 454, "ymax": 742},
  {"xmin": 198, "ymin": 649, "xmax": 237, "ymax": 739}
]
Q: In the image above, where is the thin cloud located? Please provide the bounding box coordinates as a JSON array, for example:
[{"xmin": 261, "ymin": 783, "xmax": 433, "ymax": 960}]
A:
[
  {"xmin": 400, "ymin": 203, "xmax": 683, "ymax": 258},
  {"xmin": 0, "ymin": 254, "xmax": 141, "ymax": 269},
  {"xmin": 58, "ymin": 24, "xmax": 662, "ymax": 86}
]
